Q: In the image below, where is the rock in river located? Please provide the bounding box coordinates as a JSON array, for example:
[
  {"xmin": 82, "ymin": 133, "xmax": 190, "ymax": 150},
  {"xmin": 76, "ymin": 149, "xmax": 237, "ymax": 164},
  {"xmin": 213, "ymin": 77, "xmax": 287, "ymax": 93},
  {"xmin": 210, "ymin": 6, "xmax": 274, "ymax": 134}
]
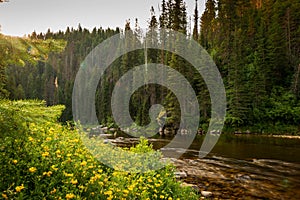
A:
[
  {"xmin": 174, "ymin": 171, "xmax": 187, "ymax": 179},
  {"xmin": 201, "ymin": 191, "xmax": 212, "ymax": 197}
]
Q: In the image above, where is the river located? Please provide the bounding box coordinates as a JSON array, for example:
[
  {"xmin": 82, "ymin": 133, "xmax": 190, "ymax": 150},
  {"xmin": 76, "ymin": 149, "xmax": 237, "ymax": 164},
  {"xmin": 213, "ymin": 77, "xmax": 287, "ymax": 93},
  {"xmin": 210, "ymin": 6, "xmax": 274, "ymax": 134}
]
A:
[{"xmin": 109, "ymin": 133, "xmax": 300, "ymax": 199}]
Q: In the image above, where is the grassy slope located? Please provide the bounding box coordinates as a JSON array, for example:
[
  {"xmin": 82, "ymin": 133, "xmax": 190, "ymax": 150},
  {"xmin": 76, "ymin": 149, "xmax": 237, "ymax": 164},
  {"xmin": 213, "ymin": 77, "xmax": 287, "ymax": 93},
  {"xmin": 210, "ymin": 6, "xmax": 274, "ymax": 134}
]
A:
[{"xmin": 0, "ymin": 34, "xmax": 66, "ymax": 66}]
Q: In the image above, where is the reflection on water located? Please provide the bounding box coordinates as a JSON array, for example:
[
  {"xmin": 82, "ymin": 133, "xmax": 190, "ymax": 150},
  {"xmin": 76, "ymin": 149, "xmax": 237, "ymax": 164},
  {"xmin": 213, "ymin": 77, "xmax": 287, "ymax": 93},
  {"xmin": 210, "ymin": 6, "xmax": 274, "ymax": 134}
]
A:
[{"xmin": 111, "ymin": 134, "xmax": 300, "ymax": 199}]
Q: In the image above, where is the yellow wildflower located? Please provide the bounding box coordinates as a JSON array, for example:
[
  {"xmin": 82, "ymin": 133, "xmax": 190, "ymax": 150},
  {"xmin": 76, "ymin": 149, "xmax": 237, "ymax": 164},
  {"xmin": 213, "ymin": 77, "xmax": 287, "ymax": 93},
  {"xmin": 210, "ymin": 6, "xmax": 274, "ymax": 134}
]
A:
[
  {"xmin": 160, "ymin": 195, "xmax": 165, "ymax": 199},
  {"xmin": 79, "ymin": 185, "xmax": 85, "ymax": 190},
  {"xmin": 12, "ymin": 160, "xmax": 18, "ymax": 164},
  {"xmin": 15, "ymin": 184, "xmax": 25, "ymax": 192},
  {"xmin": 64, "ymin": 172, "xmax": 74, "ymax": 177},
  {"xmin": 104, "ymin": 190, "xmax": 113, "ymax": 195},
  {"xmin": 46, "ymin": 137, "xmax": 52, "ymax": 141},
  {"xmin": 80, "ymin": 161, "xmax": 87, "ymax": 166},
  {"xmin": 28, "ymin": 137, "xmax": 34, "ymax": 142},
  {"xmin": 70, "ymin": 179, "xmax": 78, "ymax": 185},
  {"xmin": 65, "ymin": 193, "xmax": 75, "ymax": 199},
  {"xmin": 89, "ymin": 177, "xmax": 96, "ymax": 183},
  {"xmin": 29, "ymin": 123, "xmax": 36, "ymax": 127},
  {"xmin": 168, "ymin": 197, "xmax": 173, "ymax": 200},
  {"xmin": 94, "ymin": 174, "xmax": 101, "ymax": 179},
  {"xmin": 98, "ymin": 181, "xmax": 104, "ymax": 186},
  {"xmin": 43, "ymin": 146, "xmax": 49, "ymax": 151},
  {"xmin": 50, "ymin": 188, "xmax": 56, "ymax": 194},
  {"xmin": 51, "ymin": 165, "xmax": 58, "ymax": 171},
  {"xmin": 123, "ymin": 189, "xmax": 129, "ymax": 194},
  {"xmin": 107, "ymin": 196, "xmax": 113, "ymax": 200},
  {"xmin": 73, "ymin": 139, "xmax": 79, "ymax": 143},
  {"xmin": 128, "ymin": 185, "xmax": 134, "ymax": 191},
  {"xmin": 155, "ymin": 183, "xmax": 161, "ymax": 187},
  {"xmin": 2, "ymin": 193, "xmax": 8, "ymax": 199},
  {"xmin": 43, "ymin": 171, "xmax": 52, "ymax": 177},
  {"xmin": 29, "ymin": 167, "xmax": 37, "ymax": 173},
  {"xmin": 42, "ymin": 152, "xmax": 49, "ymax": 157},
  {"xmin": 49, "ymin": 127, "xmax": 55, "ymax": 134},
  {"xmin": 112, "ymin": 171, "xmax": 118, "ymax": 176}
]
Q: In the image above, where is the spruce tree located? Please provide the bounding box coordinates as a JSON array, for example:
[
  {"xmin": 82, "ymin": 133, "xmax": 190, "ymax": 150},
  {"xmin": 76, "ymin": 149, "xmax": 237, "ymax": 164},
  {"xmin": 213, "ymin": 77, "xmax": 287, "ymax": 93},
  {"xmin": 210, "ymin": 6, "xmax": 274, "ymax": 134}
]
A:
[
  {"xmin": 200, "ymin": 0, "xmax": 216, "ymax": 50},
  {"xmin": 192, "ymin": 0, "xmax": 199, "ymax": 41}
]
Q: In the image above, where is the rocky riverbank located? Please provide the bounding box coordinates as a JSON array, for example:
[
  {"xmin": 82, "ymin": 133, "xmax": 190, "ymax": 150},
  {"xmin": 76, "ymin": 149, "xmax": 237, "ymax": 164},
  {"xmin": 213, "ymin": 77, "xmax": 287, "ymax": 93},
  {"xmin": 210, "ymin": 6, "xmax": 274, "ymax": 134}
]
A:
[{"xmin": 170, "ymin": 157, "xmax": 300, "ymax": 199}]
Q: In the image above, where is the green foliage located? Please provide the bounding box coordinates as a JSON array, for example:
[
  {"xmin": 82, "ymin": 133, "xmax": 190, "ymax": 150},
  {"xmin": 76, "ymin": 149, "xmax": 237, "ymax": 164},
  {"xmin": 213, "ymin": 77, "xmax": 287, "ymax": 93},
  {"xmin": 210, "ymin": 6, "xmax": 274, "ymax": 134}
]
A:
[
  {"xmin": 130, "ymin": 137, "xmax": 154, "ymax": 153},
  {"xmin": 266, "ymin": 88, "xmax": 300, "ymax": 125},
  {"xmin": 0, "ymin": 100, "xmax": 199, "ymax": 199}
]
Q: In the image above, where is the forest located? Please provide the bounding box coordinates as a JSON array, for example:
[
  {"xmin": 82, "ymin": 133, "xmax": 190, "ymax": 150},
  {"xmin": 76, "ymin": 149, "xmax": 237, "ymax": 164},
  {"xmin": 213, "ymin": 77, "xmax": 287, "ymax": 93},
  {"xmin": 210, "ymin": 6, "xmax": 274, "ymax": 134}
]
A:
[{"xmin": 1, "ymin": 0, "xmax": 300, "ymax": 133}]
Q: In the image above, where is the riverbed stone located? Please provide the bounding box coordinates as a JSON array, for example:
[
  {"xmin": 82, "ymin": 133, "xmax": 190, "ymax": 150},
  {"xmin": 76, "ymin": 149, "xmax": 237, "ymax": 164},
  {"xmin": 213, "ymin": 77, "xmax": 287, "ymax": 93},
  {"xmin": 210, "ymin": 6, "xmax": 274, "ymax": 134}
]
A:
[
  {"xmin": 174, "ymin": 171, "xmax": 187, "ymax": 178},
  {"xmin": 201, "ymin": 191, "xmax": 212, "ymax": 197},
  {"xmin": 235, "ymin": 174, "xmax": 251, "ymax": 182}
]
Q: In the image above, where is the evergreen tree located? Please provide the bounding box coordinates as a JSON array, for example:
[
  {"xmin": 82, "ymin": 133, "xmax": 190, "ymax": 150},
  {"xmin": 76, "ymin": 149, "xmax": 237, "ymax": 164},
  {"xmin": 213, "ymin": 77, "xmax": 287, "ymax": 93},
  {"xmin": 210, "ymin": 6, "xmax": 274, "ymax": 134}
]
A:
[
  {"xmin": 192, "ymin": 0, "xmax": 199, "ymax": 41},
  {"xmin": 159, "ymin": 0, "xmax": 168, "ymax": 29},
  {"xmin": 147, "ymin": 6, "xmax": 160, "ymax": 107},
  {"xmin": 200, "ymin": 0, "xmax": 216, "ymax": 50}
]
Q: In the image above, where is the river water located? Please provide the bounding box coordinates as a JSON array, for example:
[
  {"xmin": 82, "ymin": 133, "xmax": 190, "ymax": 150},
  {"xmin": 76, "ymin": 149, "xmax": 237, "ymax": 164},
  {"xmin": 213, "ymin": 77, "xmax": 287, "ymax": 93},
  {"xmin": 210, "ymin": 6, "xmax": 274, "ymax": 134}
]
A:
[{"xmin": 110, "ymin": 134, "xmax": 300, "ymax": 199}]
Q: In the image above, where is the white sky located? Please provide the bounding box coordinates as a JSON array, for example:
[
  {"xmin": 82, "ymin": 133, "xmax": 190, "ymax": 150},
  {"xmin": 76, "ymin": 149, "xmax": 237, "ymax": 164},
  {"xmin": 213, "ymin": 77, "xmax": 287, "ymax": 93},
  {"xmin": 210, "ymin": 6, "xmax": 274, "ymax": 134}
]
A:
[{"xmin": 0, "ymin": 0, "xmax": 205, "ymax": 37}]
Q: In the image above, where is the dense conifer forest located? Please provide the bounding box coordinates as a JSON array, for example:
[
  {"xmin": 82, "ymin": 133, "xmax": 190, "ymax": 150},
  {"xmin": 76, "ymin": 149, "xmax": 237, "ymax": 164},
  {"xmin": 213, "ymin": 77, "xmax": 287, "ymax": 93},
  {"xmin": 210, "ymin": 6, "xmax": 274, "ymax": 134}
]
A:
[{"xmin": 1, "ymin": 0, "xmax": 300, "ymax": 134}]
